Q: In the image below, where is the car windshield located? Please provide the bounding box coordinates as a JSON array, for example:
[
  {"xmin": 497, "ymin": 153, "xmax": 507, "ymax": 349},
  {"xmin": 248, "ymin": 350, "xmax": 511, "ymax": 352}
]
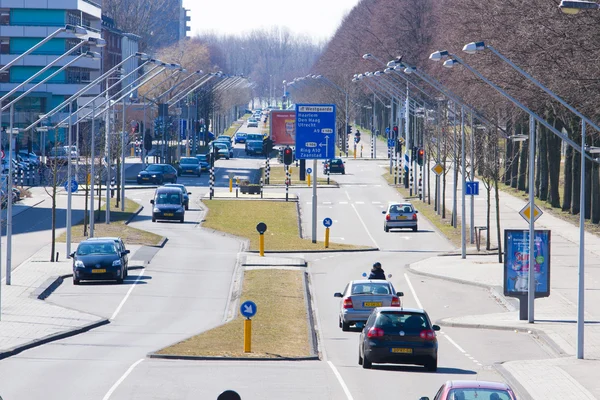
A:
[
  {"xmin": 351, "ymin": 283, "xmax": 390, "ymax": 295},
  {"xmin": 166, "ymin": 184, "xmax": 186, "ymax": 193},
  {"xmin": 180, "ymin": 158, "xmax": 198, "ymax": 165},
  {"xmin": 77, "ymin": 243, "xmax": 117, "ymax": 255},
  {"xmin": 375, "ymin": 312, "xmax": 430, "ymax": 333},
  {"xmin": 447, "ymin": 389, "xmax": 511, "ymax": 400},
  {"xmin": 389, "ymin": 204, "xmax": 413, "ymax": 213},
  {"xmin": 146, "ymin": 165, "xmax": 162, "ymax": 172},
  {"xmin": 155, "ymin": 193, "xmax": 181, "ymax": 205},
  {"xmin": 213, "ymin": 143, "xmax": 226, "ymax": 149},
  {"xmin": 237, "ymin": 133, "xmax": 247, "ymax": 137},
  {"xmin": 331, "ymin": 159, "xmax": 343, "ymax": 165},
  {"xmin": 196, "ymin": 155, "xmax": 207, "ymax": 161},
  {"xmin": 247, "ymin": 134, "xmax": 263, "ymax": 141}
]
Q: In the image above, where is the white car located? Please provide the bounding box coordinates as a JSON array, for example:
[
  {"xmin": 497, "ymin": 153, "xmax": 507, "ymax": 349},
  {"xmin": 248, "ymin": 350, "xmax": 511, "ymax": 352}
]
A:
[
  {"xmin": 383, "ymin": 202, "xmax": 418, "ymax": 232},
  {"xmin": 247, "ymin": 118, "xmax": 259, "ymax": 128}
]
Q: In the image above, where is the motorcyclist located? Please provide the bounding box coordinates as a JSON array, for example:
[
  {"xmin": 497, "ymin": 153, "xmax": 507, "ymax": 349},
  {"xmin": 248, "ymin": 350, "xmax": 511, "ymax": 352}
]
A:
[{"xmin": 368, "ymin": 262, "xmax": 386, "ymax": 280}]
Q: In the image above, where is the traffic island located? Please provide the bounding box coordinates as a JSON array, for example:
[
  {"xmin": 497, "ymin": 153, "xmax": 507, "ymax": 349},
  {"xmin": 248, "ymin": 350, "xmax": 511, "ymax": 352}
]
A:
[
  {"xmin": 150, "ymin": 269, "xmax": 317, "ymax": 360},
  {"xmin": 262, "ymin": 165, "xmax": 338, "ymax": 187}
]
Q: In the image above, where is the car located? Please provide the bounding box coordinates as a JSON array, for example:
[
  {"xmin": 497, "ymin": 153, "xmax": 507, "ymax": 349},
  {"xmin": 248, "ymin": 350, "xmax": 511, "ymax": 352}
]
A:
[
  {"xmin": 234, "ymin": 132, "xmax": 247, "ymax": 144},
  {"xmin": 422, "ymin": 380, "xmax": 518, "ymax": 400},
  {"xmin": 383, "ymin": 202, "xmax": 418, "ymax": 232},
  {"xmin": 358, "ymin": 307, "xmax": 440, "ymax": 371},
  {"xmin": 86, "ymin": 237, "xmax": 130, "ymax": 278},
  {"xmin": 245, "ymin": 140, "xmax": 264, "ymax": 156},
  {"xmin": 209, "ymin": 142, "xmax": 230, "ymax": 160},
  {"xmin": 195, "ymin": 154, "xmax": 210, "ymax": 171},
  {"xmin": 247, "ymin": 118, "xmax": 259, "ymax": 128},
  {"xmin": 214, "ymin": 139, "xmax": 234, "ymax": 158},
  {"xmin": 178, "ymin": 157, "xmax": 201, "ymax": 177},
  {"xmin": 71, "ymin": 239, "xmax": 130, "ymax": 285},
  {"xmin": 164, "ymin": 183, "xmax": 191, "ymax": 210},
  {"xmin": 18, "ymin": 151, "xmax": 40, "ymax": 167},
  {"xmin": 334, "ymin": 279, "xmax": 403, "ymax": 331},
  {"xmin": 137, "ymin": 164, "xmax": 178, "ymax": 184},
  {"xmin": 150, "ymin": 186, "xmax": 185, "ymax": 223},
  {"xmin": 324, "ymin": 158, "xmax": 345, "ymax": 174}
]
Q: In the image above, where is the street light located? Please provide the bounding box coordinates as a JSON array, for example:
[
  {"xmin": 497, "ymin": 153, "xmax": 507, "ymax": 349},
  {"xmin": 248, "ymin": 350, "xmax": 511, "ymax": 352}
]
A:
[{"xmin": 559, "ymin": 0, "xmax": 599, "ymax": 13}]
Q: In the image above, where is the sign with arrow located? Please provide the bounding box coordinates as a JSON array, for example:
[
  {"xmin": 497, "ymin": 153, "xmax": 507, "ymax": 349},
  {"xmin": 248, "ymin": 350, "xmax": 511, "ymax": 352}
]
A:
[
  {"xmin": 294, "ymin": 103, "xmax": 336, "ymax": 160},
  {"xmin": 240, "ymin": 300, "xmax": 257, "ymax": 318}
]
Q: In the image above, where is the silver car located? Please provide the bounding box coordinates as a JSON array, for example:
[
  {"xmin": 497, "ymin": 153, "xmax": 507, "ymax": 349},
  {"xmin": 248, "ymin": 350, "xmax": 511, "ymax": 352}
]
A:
[
  {"xmin": 334, "ymin": 280, "xmax": 404, "ymax": 331},
  {"xmin": 383, "ymin": 202, "xmax": 418, "ymax": 232}
]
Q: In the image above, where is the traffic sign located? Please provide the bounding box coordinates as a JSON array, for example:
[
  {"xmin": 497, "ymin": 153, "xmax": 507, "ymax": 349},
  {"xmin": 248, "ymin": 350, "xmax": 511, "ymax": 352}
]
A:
[
  {"xmin": 387, "ymin": 138, "xmax": 395, "ymax": 148},
  {"xmin": 465, "ymin": 181, "xmax": 479, "ymax": 196},
  {"xmin": 295, "ymin": 104, "xmax": 336, "ymax": 160},
  {"xmin": 0, "ymin": 149, "xmax": 4, "ymax": 159},
  {"xmin": 519, "ymin": 203, "xmax": 543, "ymax": 223},
  {"xmin": 240, "ymin": 300, "xmax": 257, "ymax": 318},
  {"xmin": 63, "ymin": 179, "xmax": 78, "ymax": 193},
  {"xmin": 323, "ymin": 217, "xmax": 333, "ymax": 227},
  {"xmin": 385, "ymin": 127, "xmax": 390, "ymax": 134},
  {"xmin": 307, "ymin": 167, "xmax": 312, "ymax": 174},
  {"xmin": 256, "ymin": 222, "xmax": 267, "ymax": 234},
  {"xmin": 432, "ymin": 163, "xmax": 444, "ymax": 176}
]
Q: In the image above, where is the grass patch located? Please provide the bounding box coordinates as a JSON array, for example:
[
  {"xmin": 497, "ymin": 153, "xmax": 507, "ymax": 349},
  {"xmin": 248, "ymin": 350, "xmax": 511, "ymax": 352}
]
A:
[
  {"xmin": 264, "ymin": 166, "xmax": 335, "ymax": 185},
  {"xmin": 223, "ymin": 114, "xmax": 251, "ymax": 137},
  {"xmin": 202, "ymin": 199, "xmax": 369, "ymax": 251},
  {"xmin": 57, "ymin": 197, "xmax": 164, "ymax": 246},
  {"xmin": 156, "ymin": 269, "xmax": 310, "ymax": 358}
]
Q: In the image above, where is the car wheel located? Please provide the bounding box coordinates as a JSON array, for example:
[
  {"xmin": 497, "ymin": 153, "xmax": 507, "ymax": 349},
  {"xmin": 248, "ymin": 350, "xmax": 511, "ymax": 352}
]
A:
[
  {"xmin": 124, "ymin": 267, "xmax": 128, "ymax": 278},
  {"xmin": 342, "ymin": 171, "xmax": 346, "ymax": 175},
  {"xmin": 152, "ymin": 217, "xmax": 156, "ymax": 222},
  {"xmin": 172, "ymin": 177, "xmax": 177, "ymax": 183},
  {"xmin": 413, "ymin": 225, "xmax": 418, "ymax": 232},
  {"xmin": 425, "ymin": 358, "xmax": 437, "ymax": 372},
  {"xmin": 342, "ymin": 320, "xmax": 350, "ymax": 332},
  {"xmin": 358, "ymin": 352, "xmax": 363, "ymax": 366},
  {"xmin": 185, "ymin": 203, "xmax": 189, "ymax": 210},
  {"xmin": 116, "ymin": 277, "xmax": 123, "ymax": 284},
  {"xmin": 73, "ymin": 275, "xmax": 80, "ymax": 285},
  {"xmin": 384, "ymin": 225, "xmax": 389, "ymax": 232},
  {"xmin": 180, "ymin": 217, "xmax": 184, "ymax": 223},
  {"xmin": 339, "ymin": 318, "xmax": 342, "ymax": 328},
  {"xmin": 362, "ymin": 352, "xmax": 372, "ymax": 369}
]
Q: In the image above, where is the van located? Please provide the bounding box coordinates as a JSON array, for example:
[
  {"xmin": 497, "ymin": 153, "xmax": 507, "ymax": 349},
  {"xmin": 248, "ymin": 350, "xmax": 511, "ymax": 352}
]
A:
[{"xmin": 150, "ymin": 186, "xmax": 185, "ymax": 223}]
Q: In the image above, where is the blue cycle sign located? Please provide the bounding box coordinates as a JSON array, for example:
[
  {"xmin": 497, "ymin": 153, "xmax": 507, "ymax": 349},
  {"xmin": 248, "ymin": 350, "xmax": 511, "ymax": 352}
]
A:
[
  {"xmin": 295, "ymin": 104, "xmax": 336, "ymax": 160},
  {"xmin": 63, "ymin": 179, "xmax": 78, "ymax": 193},
  {"xmin": 240, "ymin": 300, "xmax": 257, "ymax": 318},
  {"xmin": 323, "ymin": 218, "xmax": 333, "ymax": 227}
]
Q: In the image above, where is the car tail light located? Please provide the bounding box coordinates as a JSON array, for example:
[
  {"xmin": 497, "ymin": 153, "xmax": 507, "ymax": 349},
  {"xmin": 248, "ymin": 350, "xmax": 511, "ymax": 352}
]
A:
[
  {"xmin": 420, "ymin": 329, "xmax": 436, "ymax": 340},
  {"xmin": 391, "ymin": 296, "xmax": 401, "ymax": 307},
  {"xmin": 343, "ymin": 298, "xmax": 353, "ymax": 309},
  {"xmin": 412, "ymin": 213, "xmax": 418, "ymax": 220},
  {"xmin": 386, "ymin": 214, "xmax": 391, "ymax": 221},
  {"xmin": 367, "ymin": 327, "xmax": 385, "ymax": 338}
]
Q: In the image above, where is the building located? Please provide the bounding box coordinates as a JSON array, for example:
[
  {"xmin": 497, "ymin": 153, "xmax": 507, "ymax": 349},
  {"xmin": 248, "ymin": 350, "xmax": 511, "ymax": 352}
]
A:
[
  {"xmin": 0, "ymin": 0, "xmax": 103, "ymax": 149},
  {"xmin": 146, "ymin": 0, "xmax": 189, "ymax": 50}
]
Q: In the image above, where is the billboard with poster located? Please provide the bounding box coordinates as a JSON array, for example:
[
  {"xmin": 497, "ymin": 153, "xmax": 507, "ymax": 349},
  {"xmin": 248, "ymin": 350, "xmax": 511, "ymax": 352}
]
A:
[
  {"xmin": 503, "ymin": 229, "xmax": 551, "ymax": 298},
  {"xmin": 270, "ymin": 111, "xmax": 295, "ymax": 145}
]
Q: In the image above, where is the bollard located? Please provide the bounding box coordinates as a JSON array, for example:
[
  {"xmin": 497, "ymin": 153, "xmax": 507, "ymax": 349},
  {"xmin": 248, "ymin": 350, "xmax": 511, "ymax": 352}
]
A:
[
  {"xmin": 259, "ymin": 233, "xmax": 265, "ymax": 256},
  {"xmin": 327, "ymin": 164, "xmax": 330, "ymax": 185},
  {"xmin": 130, "ymin": 147, "xmax": 134, "ymax": 157},
  {"xmin": 244, "ymin": 318, "xmax": 252, "ymax": 352},
  {"xmin": 260, "ymin": 178, "xmax": 263, "ymax": 199},
  {"xmin": 325, "ymin": 227, "xmax": 330, "ymax": 248},
  {"xmin": 354, "ymin": 144, "xmax": 357, "ymax": 159},
  {"xmin": 307, "ymin": 173, "xmax": 311, "ymax": 187},
  {"xmin": 229, "ymin": 176, "xmax": 233, "ymax": 193},
  {"xmin": 361, "ymin": 145, "xmax": 363, "ymax": 158}
]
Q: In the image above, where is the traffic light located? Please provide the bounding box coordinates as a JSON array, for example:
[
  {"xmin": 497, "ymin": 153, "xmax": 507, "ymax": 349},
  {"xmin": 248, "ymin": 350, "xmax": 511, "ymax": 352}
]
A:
[
  {"xmin": 417, "ymin": 148, "xmax": 424, "ymax": 166},
  {"xmin": 355, "ymin": 130, "xmax": 361, "ymax": 143},
  {"xmin": 411, "ymin": 146, "xmax": 417, "ymax": 161},
  {"xmin": 143, "ymin": 130, "xmax": 153, "ymax": 152},
  {"xmin": 392, "ymin": 125, "xmax": 398, "ymax": 139},
  {"xmin": 263, "ymin": 138, "xmax": 274, "ymax": 156},
  {"xmin": 347, "ymin": 125, "xmax": 352, "ymax": 134},
  {"xmin": 283, "ymin": 146, "xmax": 293, "ymax": 165}
]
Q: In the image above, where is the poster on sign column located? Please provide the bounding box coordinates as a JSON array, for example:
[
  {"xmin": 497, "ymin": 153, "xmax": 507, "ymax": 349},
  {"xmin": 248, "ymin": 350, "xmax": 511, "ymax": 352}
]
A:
[
  {"xmin": 270, "ymin": 111, "xmax": 296, "ymax": 145},
  {"xmin": 503, "ymin": 229, "xmax": 551, "ymax": 298}
]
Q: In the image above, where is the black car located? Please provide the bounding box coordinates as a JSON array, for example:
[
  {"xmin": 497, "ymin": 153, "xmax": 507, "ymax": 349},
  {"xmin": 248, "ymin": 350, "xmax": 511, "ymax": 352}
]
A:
[
  {"xmin": 86, "ymin": 237, "xmax": 130, "ymax": 277},
  {"xmin": 71, "ymin": 239, "xmax": 130, "ymax": 284},
  {"xmin": 234, "ymin": 132, "xmax": 247, "ymax": 144},
  {"xmin": 137, "ymin": 164, "xmax": 178, "ymax": 184},
  {"xmin": 178, "ymin": 157, "xmax": 201, "ymax": 177},
  {"xmin": 195, "ymin": 154, "xmax": 210, "ymax": 171},
  {"xmin": 358, "ymin": 307, "xmax": 440, "ymax": 371},
  {"xmin": 245, "ymin": 140, "xmax": 264, "ymax": 156},
  {"xmin": 324, "ymin": 158, "xmax": 345, "ymax": 174},
  {"xmin": 164, "ymin": 183, "xmax": 191, "ymax": 210},
  {"xmin": 151, "ymin": 186, "xmax": 185, "ymax": 223}
]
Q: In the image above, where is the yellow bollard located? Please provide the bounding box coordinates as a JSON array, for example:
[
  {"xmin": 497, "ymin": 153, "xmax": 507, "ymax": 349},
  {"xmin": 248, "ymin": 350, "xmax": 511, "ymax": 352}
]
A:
[
  {"xmin": 130, "ymin": 147, "xmax": 134, "ymax": 157},
  {"xmin": 229, "ymin": 176, "xmax": 233, "ymax": 192},
  {"xmin": 259, "ymin": 233, "xmax": 265, "ymax": 257},
  {"xmin": 244, "ymin": 318, "xmax": 252, "ymax": 353},
  {"xmin": 307, "ymin": 173, "xmax": 311, "ymax": 187},
  {"xmin": 325, "ymin": 227, "xmax": 330, "ymax": 248},
  {"xmin": 289, "ymin": 166, "xmax": 292, "ymax": 175},
  {"xmin": 354, "ymin": 145, "xmax": 357, "ymax": 159},
  {"xmin": 87, "ymin": 173, "xmax": 91, "ymax": 185},
  {"xmin": 361, "ymin": 145, "xmax": 363, "ymax": 158}
]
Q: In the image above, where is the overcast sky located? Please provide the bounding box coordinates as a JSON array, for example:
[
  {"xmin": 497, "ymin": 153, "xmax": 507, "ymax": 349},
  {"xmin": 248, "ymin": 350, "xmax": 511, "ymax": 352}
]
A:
[{"xmin": 182, "ymin": 0, "xmax": 361, "ymax": 42}]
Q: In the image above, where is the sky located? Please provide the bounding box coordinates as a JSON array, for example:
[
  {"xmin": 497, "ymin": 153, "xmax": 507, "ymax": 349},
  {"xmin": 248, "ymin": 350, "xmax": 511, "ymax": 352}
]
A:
[{"xmin": 182, "ymin": 0, "xmax": 362, "ymax": 43}]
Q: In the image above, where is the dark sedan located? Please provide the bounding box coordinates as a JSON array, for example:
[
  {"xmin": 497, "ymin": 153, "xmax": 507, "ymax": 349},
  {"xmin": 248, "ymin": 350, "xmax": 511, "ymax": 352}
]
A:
[
  {"xmin": 137, "ymin": 164, "xmax": 178, "ymax": 184},
  {"xmin": 359, "ymin": 307, "xmax": 440, "ymax": 371},
  {"xmin": 324, "ymin": 158, "xmax": 345, "ymax": 174},
  {"xmin": 151, "ymin": 186, "xmax": 185, "ymax": 223},
  {"xmin": 71, "ymin": 239, "xmax": 130, "ymax": 284},
  {"xmin": 195, "ymin": 154, "xmax": 210, "ymax": 171},
  {"xmin": 245, "ymin": 140, "xmax": 264, "ymax": 156},
  {"xmin": 164, "ymin": 183, "xmax": 191, "ymax": 210},
  {"xmin": 178, "ymin": 157, "xmax": 201, "ymax": 177}
]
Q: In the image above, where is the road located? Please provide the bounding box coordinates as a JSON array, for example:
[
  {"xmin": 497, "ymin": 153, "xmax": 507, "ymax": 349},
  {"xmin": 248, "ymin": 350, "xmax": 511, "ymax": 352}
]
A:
[{"xmin": 0, "ymin": 118, "xmax": 552, "ymax": 399}]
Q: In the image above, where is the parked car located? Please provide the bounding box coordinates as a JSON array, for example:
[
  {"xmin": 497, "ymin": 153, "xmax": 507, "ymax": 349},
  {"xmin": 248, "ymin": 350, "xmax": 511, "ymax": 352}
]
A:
[
  {"xmin": 382, "ymin": 202, "xmax": 418, "ymax": 232},
  {"xmin": 137, "ymin": 164, "xmax": 178, "ymax": 184},
  {"xmin": 195, "ymin": 154, "xmax": 210, "ymax": 171},
  {"xmin": 177, "ymin": 157, "xmax": 201, "ymax": 177},
  {"xmin": 247, "ymin": 118, "xmax": 259, "ymax": 128},
  {"xmin": 18, "ymin": 151, "xmax": 40, "ymax": 167},
  {"xmin": 71, "ymin": 238, "xmax": 130, "ymax": 284},
  {"xmin": 421, "ymin": 381, "xmax": 518, "ymax": 400},
  {"xmin": 358, "ymin": 307, "xmax": 440, "ymax": 371},
  {"xmin": 234, "ymin": 132, "xmax": 248, "ymax": 144},
  {"xmin": 164, "ymin": 183, "xmax": 191, "ymax": 210},
  {"xmin": 323, "ymin": 158, "xmax": 345, "ymax": 174},
  {"xmin": 85, "ymin": 237, "xmax": 130, "ymax": 278},
  {"xmin": 150, "ymin": 186, "xmax": 185, "ymax": 223}
]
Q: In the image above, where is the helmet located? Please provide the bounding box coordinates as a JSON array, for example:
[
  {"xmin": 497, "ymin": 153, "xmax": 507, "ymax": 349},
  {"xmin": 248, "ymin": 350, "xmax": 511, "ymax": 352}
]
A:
[{"xmin": 373, "ymin": 262, "xmax": 382, "ymax": 269}]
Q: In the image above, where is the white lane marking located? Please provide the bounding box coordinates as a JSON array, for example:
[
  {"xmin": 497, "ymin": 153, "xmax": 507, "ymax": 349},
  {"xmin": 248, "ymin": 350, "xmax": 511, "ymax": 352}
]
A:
[
  {"xmin": 355, "ymin": 201, "xmax": 365, "ymax": 205},
  {"xmin": 403, "ymin": 273, "xmax": 423, "ymax": 309},
  {"xmin": 372, "ymin": 201, "xmax": 381, "ymax": 204},
  {"xmin": 345, "ymin": 190, "xmax": 351, "ymax": 200},
  {"xmin": 339, "ymin": 201, "xmax": 348, "ymax": 205},
  {"xmin": 350, "ymin": 203, "xmax": 378, "ymax": 248},
  {"xmin": 110, "ymin": 268, "xmax": 145, "ymax": 321},
  {"xmin": 327, "ymin": 361, "xmax": 355, "ymax": 400},
  {"xmin": 323, "ymin": 201, "xmax": 333, "ymax": 205},
  {"xmin": 102, "ymin": 358, "xmax": 144, "ymax": 400},
  {"xmin": 442, "ymin": 332, "xmax": 466, "ymax": 354}
]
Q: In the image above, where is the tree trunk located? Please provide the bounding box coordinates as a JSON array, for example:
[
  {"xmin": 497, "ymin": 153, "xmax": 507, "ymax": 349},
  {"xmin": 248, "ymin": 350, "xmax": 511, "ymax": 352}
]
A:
[
  {"xmin": 116, "ymin": 157, "xmax": 121, "ymax": 208},
  {"xmin": 585, "ymin": 155, "xmax": 592, "ymax": 220},
  {"xmin": 547, "ymin": 119, "xmax": 562, "ymax": 208},
  {"xmin": 511, "ymin": 141, "xmax": 520, "ymax": 188},
  {"xmin": 563, "ymin": 144, "xmax": 573, "ymax": 211},
  {"xmin": 592, "ymin": 162, "xmax": 600, "ymax": 224},
  {"xmin": 538, "ymin": 124, "xmax": 548, "ymax": 201},
  {"xmin": 84, "ymin": 184, "xmax": 89, "ymax": 237},
  {"xmin": 503, "ymin": 118, "xmax": 513, "ymax": 186},
  {"xmin": 486, "ymin": 184, "xmax": 491, "ymax": 250},
  {"xmin": 518, "ymin": 138, "xmax": 528, "ymax": 191},
  {"xmin": 572, "ymin": 149, "xmax": 581, "ymax": 215}
]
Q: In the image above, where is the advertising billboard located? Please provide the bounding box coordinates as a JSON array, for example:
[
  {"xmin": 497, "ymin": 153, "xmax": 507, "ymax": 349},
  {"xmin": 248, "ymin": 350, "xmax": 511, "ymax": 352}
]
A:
[
  {"xmin": 504, "ymin": 229, "xmax": 551, "ymax": 298},
  {"xmin": 270, "ymin": 111, "xmax": 296, "ymax": 145}
]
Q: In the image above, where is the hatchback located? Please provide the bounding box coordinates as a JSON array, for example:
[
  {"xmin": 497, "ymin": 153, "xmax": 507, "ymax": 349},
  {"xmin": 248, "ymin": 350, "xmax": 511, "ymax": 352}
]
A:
[
  {"xmin": 234, "ymin": 132, "xmax": 247, "ymax": 144},
  {"xmin": 178, "ymin": 157, "xmax": 201, "ymax": 177},
  {"xmin": 422, "ymin": 380, "xmax": 518, "ymax": 400},
  {"xmin": 324, "ymin": 158, "xmax": 345, "ymax": 174},
  {"xmin": 359, "ymin": 307, "xmax": 440, "ymax": 371},
  {"xmin": 71, "ymin": 239, "xmax": 130, "ymax": 284},
  {"xmin": 383, "ymin": 202, "xmax": 418, "ymax": 232},
  {"xmin": 151, "ymin": 186, "xmax": 185, "ymax": 223}
]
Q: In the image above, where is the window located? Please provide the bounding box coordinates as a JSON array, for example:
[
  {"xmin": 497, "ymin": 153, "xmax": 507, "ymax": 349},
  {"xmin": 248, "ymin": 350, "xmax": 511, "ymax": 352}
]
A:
[
  {"xmin": 0, "ymin": 67, "xmax": 8, "ymax": 83},
  {"xmin": 66, "ymin": 67, "xmax": 91, "ymax": 84},
  {"xmin": 0, "ymin": 37, "xmax": 8, "ymax": 53},
  {"xmin": 0, "ymin": 9, "xmax": 9, "ymax": 25}
]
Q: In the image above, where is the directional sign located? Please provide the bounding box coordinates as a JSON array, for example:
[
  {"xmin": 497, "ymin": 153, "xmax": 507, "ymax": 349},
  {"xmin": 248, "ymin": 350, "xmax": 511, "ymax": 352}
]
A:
[
  {"xmin": 295, "ymin": 104, "xmax": 336, "ymax": 160},
  {"xmin": 63, "ymin": 179, "xmax": 78, "ymax": 193},
  {"xmin": 387, "ymin": 138, "xmax": 395, "ymax": 148},
  {"xmin": 323, "ymin": 217, "xmax": 333, "ymax": 227},
  {"xmin": 465, "ymin": 181, "xmax": 479, "ymax": 196},
  {"xmin": 240, "ymin": 300, "xmax": 257, "ymax": 318},
  {"xmin": 307, "ymin": 167, "xmax": 312, "ymax": 174},
  {"xmin": 519, "ymin": 203, "xmax": 543, "ymax": 224},
  {"xmin": 432, "ymin": 163, "xmax": 444, "ymax": 176}
]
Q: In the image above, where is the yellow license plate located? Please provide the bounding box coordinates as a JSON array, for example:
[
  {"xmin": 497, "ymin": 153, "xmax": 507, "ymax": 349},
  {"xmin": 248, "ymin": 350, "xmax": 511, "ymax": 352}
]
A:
[
  {"xmin": 397, "ymin": 216, "xmax": 407, "ymax": 220},
  {"xmin": 391, "ymin": 348, "xmax": 413, "ymax": 354},
  {"xmin": 364, "ymin": 302, "xmax": 382, "ymax": 307},
  {"xmin": 142, "ymin": 177, "xmax": 149, "ymax": 180},
  {"xmin": 91, "ymin": 269, "xmax": 106, "ymax": 273},
  {"xmin": 164, "ymin": 213, "xmax": 174, "ymax": 216},
  {"xmin": 187, "ymin": 170, "xmax": 193, "ymax": 172}
]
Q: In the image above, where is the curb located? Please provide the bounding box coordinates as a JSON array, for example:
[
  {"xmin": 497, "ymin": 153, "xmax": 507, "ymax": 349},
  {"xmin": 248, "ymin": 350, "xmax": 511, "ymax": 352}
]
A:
[
  {"xmin": 125, "ymin": 205, "xmax": 143, "ymax": 225},
  {"xmin": 32, "ymin": 273, "xmax": 71, "ymax": 300},
  {"xmin": 302, "ymin": 271, "xmax": 320, "ymax": 359},
  {"xmin": 146, "ymin": 353, "xmax": 320, "ymax": 361},
  {"xmin": 246, "ymin": 248, "xmax": 379, "ymax": 254},
  {"xmin": 152, "ymin": 236, "xmax": 169, "ymax": 248},
  {"xmin": 493, "ymin": 362, "xmax": 533, "ymax": 400}
]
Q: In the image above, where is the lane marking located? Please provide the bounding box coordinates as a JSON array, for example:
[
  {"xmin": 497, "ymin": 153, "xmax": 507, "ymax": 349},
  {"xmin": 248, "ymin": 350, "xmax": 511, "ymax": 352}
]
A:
[
  {"xmin": 372, "ymin": 201, "xmax": 381, "ymax": 204},
  {"xmin": 110, "ymin": 268, "xmax": 145, "ymax": 321},
  {"xmin": 323, "ymin": 201, "xmax": 333, "ymax": 205},
  {"xmin": 327, "ymin": 361, "xmax": 355, "ymax": 400},
  {"xmin": 102, "ymin": 358, "xmax": 144, "ymax": 400},
  {"xmin": 355, "ymin": 201, "xmax": 365, "ymax": 205},
  {"xmin": 345, "ymin": 190, "xmax": 351, "ymax": 200},
  {"xmin": 442, "ymin": 332, "xmax": 466, "ymax": 354},
  {"xmin": 350, "ymin": 203, "xmax": 378, "ymax": 248},
  {"xmin": 403, "ymin": 273, "xmax": 423, "ymax": 309},
  {"xmin": 339, "ymin": 201, "xmax": 348, "ymax": 205}
]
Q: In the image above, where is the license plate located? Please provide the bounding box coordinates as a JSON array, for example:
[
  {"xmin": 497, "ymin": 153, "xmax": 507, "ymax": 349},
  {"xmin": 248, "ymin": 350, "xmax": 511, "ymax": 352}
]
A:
[
  {"xmin": 391, "ymin": 348, "xmax": 413, "ymax": 354},
  {"xmin": 364, "ymin": 302, "xmax": 382, "ymax": 307},
  {"xmin": 91, "ymin": 269, "xmax": 106, "ymax": 273},
  {"xmin": 164, "ymin": 213, "xmax": 174, "ymax": 216},
  {"xmin": 142, "ymin": 177, "xmax": 149, "ymax": 180},
  {"xmin": 396, "ymin": 216, "xmax": 407, "ymax": 220},
  {"xmin": 186, "ymin": 170, "xmax": 193, "ymax": 172}
]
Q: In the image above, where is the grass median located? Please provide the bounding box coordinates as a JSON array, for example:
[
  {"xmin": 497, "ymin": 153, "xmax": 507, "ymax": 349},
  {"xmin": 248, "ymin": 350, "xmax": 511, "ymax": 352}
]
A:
[
  {"xmin": 57, "ymin": 197, "xmax": 164, "ymax": 246},
  {"xmin": 223, "ymin": 114, "xmax": 251, "ymax": 137},
  {"xmin": 264, "ymin": 165, "xmax": 335, "ymax": 186},
  {"xmin": 202, "ymin": 199, "xmax": 369, "ymax": 251},
  {"xmin": 156, "ymin": 269, "xmax": 311, "ymax": 358}
]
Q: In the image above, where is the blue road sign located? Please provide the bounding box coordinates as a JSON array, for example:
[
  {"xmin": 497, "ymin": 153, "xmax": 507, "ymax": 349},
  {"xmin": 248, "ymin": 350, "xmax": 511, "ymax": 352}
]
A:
[
  {"xmin": 295, "ymin": 104, "xmax": 336, "ymax": 160},
  {"xmin": 63, "ymin": 179, "xmax": 78, "ymax": 193},
  {"xmin": 307, "ymin": 167, "xmax": 312, "ymax": 174},
  {"xmin": 466, "ymin": 181, "xmax": 479, "ymax": 196},
  {"xmin": 387, "ymin": 138, "xmax": 395, "ymax": 148},
  {"xmin": 323, "ymin": 217, "xmax": 333, "ymax": 227},
  {"xmin": 240, "ymin": 300, "xmax": 257, "ymax": 318},
  {"xmin": 385, "ymin": 127, "xmax": 390, "ymax": 134}
]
